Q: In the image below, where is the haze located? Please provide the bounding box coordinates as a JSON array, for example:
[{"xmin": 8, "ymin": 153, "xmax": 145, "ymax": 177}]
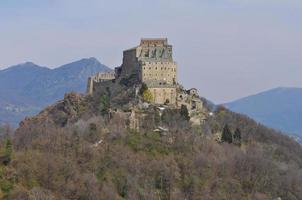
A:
[{"xmin": 0, "ymin": 0, "xmax": 301, "ymax": 103}]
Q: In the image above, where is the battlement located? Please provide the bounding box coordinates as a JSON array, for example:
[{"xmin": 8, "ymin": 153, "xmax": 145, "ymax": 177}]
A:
[
  {"xmin": 140, "ymin": 38, "xmax": 168, "ymax": 47},
  {"xmin": 92, "ymin": 72, "xmax": 115, "ymax": 81},
  {"xmin": 86, "ymin": 71, "xmax": 115, "ymax": 95}
]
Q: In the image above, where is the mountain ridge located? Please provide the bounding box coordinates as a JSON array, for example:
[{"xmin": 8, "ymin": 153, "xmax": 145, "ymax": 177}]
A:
[
  {"xmin": 0, "ymin": 58, "xmax": 112, "ymax": 126},
  {"xmin": 225, "ymin": 87, "xmax": 302, "ymax": 139}
]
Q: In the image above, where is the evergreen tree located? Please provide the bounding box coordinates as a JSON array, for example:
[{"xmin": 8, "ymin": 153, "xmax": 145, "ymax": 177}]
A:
[
  {"xmin": 221, "ymin": 124, "xmax": 233, "ymax": 143},
  {"xmin": 180, "ymin": 105, "xmax": 190, "ymax": 121},
  {"xmin": 3, "ymin": 139, "xmax": 12, "ymax": 165},
  {"xmin": 88, "ymin": 123, "xmax": 98, "ymax": 142},
  {"xmin": 99, "ymin": 95, "xmax": 110, "ymax": 115},
  {"xmin": 139, "ymin": 83, "xmax": 148, "ymax": 95},
  {"xmin": 233, "ymin": 128, "xmax": 242, "ymax": 146}
]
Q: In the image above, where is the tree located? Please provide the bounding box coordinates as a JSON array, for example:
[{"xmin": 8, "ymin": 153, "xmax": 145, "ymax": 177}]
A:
[
  {"xmin": 2, "ymin": 139, "xmax": 13, "ymax": 165},
  {"xmin": 143, "ymin": 89, "xmax": 153, "ymax": 103},
  {"xmin": 98, "ymin": 95, "xmax": 110, "ymax": 115},
  {"xmin": 88, "ymin": 123, "xmax": 98, "ymax": 142},
  {"xmin": 139, "ymin": 83, "xmax": 148, "ymax": 95},
  {"xmin": 221, "ymin": 124, "xmax": 233, "ymax": 143},
  {"xmin": 233, "ymin": 128, "xmax": 242, "ymax": 146},
  {"xmin": 180, "ymin": 105, "xmax": 190, "ymax": 121}
]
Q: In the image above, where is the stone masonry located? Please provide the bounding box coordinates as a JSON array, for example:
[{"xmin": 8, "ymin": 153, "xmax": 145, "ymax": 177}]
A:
[{"xmin": 87, "ymin": 38, "xmax": 203, "ymax": 112}]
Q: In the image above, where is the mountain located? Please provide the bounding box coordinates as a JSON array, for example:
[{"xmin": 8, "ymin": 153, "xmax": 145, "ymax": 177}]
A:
[
  {"xmin": 0, "ymin": 58, "xmax": 111, "ymax": 126},
  {"xmin": 225, "ymin": 87, "xmax": 302, "ymax": 139}
]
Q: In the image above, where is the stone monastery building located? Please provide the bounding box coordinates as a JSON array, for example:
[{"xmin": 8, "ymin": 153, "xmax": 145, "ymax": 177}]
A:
[
  {"xmin": 115, "ymin": 38, "xmax": 177, "ymax": 104},
  {"xmin": 87, "ymin": 38, "xmax": 202, "ymax": 110}
]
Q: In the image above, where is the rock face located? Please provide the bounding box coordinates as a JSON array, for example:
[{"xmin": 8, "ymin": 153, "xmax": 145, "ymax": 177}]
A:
[
  {"xmin": 0, "ymin": 58, "xmax": 111, "ymax": 127},
  {"xmin": 17, "ymin": 93, "xmax": 87, "ymax": 135}
]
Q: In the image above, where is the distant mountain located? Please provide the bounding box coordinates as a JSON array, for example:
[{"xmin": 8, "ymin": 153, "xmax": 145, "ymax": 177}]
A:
[
  {"xmin": 0, "ymin": 57, "xmax": 111, "ymax": 126},
  {"xmin": 225, "ymin": 87, "xmax": 302, "ymax": 140}
]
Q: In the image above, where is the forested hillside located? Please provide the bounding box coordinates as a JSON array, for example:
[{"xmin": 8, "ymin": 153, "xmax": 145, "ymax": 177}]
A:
[{"xmin": 0, "ymin": 86, "xmax": 300, "ymax": 199}]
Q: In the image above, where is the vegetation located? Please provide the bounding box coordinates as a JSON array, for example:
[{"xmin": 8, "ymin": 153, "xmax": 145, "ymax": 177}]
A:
[
  {"xmin": 233, "ymin": 128, "xmax": 242, "ymax": 146},
  {"xmin": 180, "ymin": 105, "xmax": 190, "ymax": 121},
  {"xmin": 98, "ymin": 94, "xmax": 110, "ymax": 115},
  {"xmin": 139, "ymin": 83, "xmax": 148, "ymax": 95},
  {"xmin": 143, "ymin": 89, "xmax": 153, "ymax": 103},
  {"xmin": 221, "ymin": 124, "xmax": 233, "ymax": 143},
  {"xmin": 1, "ymin": 97, "xmax": 301, "ymax": 199}
]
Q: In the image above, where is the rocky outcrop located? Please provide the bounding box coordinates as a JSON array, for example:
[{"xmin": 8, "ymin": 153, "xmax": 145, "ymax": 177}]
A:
[{"xmin": 16, "ymin": 93, "xmax": 87, "ymax": 135}]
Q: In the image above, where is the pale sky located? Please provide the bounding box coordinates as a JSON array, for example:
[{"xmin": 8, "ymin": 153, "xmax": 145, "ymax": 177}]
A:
[{"xmin": 0, "ymin": 0, "xmax": 301, "ymax": 103}]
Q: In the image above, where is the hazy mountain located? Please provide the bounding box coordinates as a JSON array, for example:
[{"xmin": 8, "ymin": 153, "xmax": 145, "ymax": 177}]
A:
[
  {"xmin": 225, "ymin": 87, "xmax": 302, "ymax": 139},
  {"xmin": 0, "ymin": 58, "xmax": 111, "ymax": 126}
]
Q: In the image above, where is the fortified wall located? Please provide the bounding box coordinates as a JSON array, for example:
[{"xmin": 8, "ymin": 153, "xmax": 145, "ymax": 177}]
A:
[{"xmin": 87, "ymin": 72, "xmax": 115, "ymax": 95}]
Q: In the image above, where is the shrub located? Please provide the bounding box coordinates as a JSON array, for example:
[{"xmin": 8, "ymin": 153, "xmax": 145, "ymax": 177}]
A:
[
  {"xmin": 139, "ymin": 83, "xmax": 148, "ymax": 95},
  {"xmin": 180, "ymin": 105, "xmax": 190, "ymax": 121}
]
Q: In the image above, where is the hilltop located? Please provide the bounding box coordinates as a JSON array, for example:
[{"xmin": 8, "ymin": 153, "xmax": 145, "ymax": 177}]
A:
[{"xmin": 0, "ymin": 58, "xmax": 111, "ymax": 127}]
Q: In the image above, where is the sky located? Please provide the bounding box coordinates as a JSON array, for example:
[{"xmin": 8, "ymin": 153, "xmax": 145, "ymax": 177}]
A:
[{"xmin": 0, "ymin": 0, "xmax": 301, "ymax": 104}]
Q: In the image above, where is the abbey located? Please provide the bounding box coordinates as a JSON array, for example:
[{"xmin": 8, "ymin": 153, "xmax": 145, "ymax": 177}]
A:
[{"xmin": 87, "ymin": 38, "xmax": 203, "ymax": 112}]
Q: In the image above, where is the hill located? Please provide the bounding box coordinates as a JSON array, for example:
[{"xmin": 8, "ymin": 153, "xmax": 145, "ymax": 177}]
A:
[
  {"xmin": 0, "ymin": 76, "xmax": 299, "ymax": 200},
  {"xmin": 0, "ymin": 58, "xmax": 111, "ymax": 126},
  {"xmin": 225, "ymin": 87, "xmax": 302, "ymax": 139}
]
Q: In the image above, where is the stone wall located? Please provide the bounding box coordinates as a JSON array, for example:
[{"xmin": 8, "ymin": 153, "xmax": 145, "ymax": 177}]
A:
[
  {"xmin": 176, "ymin": 88, "xmax": 203, "ymax": 111},
  {"xmin": 149, "ymin": 87, "xmax": 177, "ymax": 105},
  {"xmin": 119, "ymin": 49, "xmax": 139, "ymax": 79},
  {"xmin": 141, "ymin": 61, "xmax": 177, "ymax": 85},
  {"xmin": 87, "ymin": 72, "xmax": 115, "ymax": 95}
]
